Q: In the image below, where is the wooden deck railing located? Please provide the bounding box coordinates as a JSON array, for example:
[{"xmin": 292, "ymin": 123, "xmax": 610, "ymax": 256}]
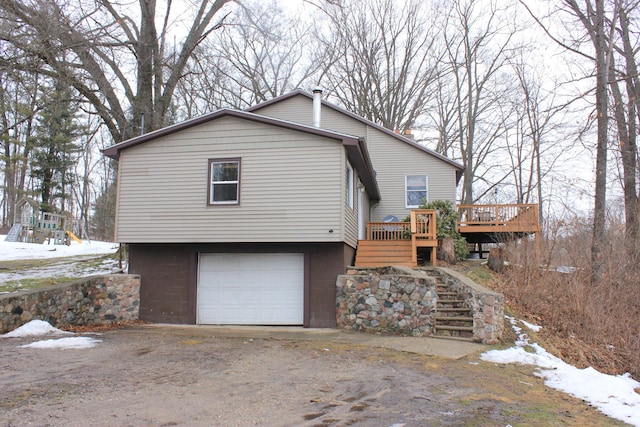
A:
[
  {"xmin": 410, "ymin": 210, "xmax": 437, "ymax": 241},
  {"xmin": 363, "ymin": 210, "xmax": 438, "ymax": 266},
  {"xmin": 457, "ymin": 203, "xmax": 539, "ymax": 233},
  {"xmin": 366, "ymin": 221, "xmax": 411, "ymax": 240},
  {"xmin": 365, "ymin": 210, "xmax": 437, "ymax": 241},
  {"xmin": 359, "ymin": 205, "xmax": 539, "ymax": 266},
  {"xmin": 410, "ymin": 210, "xmax": 437, "ymax": 265}
]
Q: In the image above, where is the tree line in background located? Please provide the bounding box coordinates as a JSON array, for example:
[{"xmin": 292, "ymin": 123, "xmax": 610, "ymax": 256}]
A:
[{"xmin": 0, "ymin": 0, "xmax": 638, "ymax": 278}]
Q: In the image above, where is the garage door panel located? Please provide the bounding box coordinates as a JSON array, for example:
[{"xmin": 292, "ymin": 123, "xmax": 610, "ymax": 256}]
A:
[{"xmin": 198, "ymin": 253, "xmax": 304, "ymax": 325}]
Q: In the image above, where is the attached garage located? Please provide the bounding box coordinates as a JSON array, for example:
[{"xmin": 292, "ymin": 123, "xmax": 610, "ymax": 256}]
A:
[{"xmin": 197, "ymin": 253, "xmax": 304, "ymax": 325}]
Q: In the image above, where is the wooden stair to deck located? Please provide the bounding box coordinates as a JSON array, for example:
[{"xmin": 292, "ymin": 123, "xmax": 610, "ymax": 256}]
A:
[{"xmin": 354, "ymin": 240, "xmax": 416, "ymax": 267}]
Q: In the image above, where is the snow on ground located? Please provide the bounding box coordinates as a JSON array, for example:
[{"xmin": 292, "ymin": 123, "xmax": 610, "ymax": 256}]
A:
[
  {"xmin": 481, "ymin": 317, "xmax": 640, "ymax": 427},
  {"xmin": 0, "ymin": 255, "xmax": 121, "ymax": 291},
  {"xmin": 0, "ymin": 235, "xmax": 122, "ymax": 292},
  {"xmin": 519, "ymin": 319, "xmax": 542, "ymax": 332},
  {"xmin": 19, "ymin": 336, "xmax": 102, "ymax": 349},
  {"xmin": 0, "ymin": 319, "xmax": 71, "ymax": 337},
  {"xmin": 0, "ymin": 234, "xmax": 118, "ymax": 261},
  {"xmin": 1, "ymin": 319, "xmax": 101, "ymax": 349}
]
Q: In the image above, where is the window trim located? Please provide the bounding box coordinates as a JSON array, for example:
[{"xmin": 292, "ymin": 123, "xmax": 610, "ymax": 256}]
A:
[
  {"xmin": 405, "ymin": 174, "xmax": 428, "ymax": 208},
  {"xmin": 207, "ymin": 158, "xmax": 241, "ymax": 206},
  {"xmin": 346, "ymin": 163, "xmax": 354, "ymax": 209}
]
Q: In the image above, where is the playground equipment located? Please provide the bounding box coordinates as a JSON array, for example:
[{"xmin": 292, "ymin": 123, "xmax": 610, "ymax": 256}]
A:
[{"xmin": 4, "ymin": 197, "xmax": 81, "ymax": 245}]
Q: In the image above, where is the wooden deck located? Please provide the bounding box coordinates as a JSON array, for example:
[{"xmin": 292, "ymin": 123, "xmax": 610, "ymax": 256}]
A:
[
  {"xmin": 354, "ymin": 204, "xmax": 540, "ymax": 266},
  {"xmin": 456, "ymin": 204, "xmax": 540, "ymax": 244},
  {"xmin": 355, "ymin": 210, "xmax": 437, "ymax": 267}
]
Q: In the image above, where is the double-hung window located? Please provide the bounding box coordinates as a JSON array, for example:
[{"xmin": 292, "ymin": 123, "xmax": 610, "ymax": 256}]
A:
[
  {"xmin": 405, "ymin": 175, "xmax": 428, "ymax": 208},
  {"xmin": 208, "ymin": 158, "xmax": 240, "ymax": 205}
]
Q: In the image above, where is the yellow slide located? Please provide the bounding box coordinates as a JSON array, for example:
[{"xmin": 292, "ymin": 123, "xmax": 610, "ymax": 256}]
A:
[{"xmin": 66, "ymin": 230, "xmax": 82, "ymax": 243}]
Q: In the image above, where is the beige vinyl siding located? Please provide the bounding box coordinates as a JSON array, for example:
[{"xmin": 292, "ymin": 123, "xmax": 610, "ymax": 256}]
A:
[
  {"xmin": 343, "ymin": 152, "xmax": 358, "ymax": 248},
  {"xmin": 254, "ymin": 95, "xmax": 458, "ymax": 221},
  {"xmin": 254, "ymin": 96, "xmax": 367, "ymax": 137},
  {"xmin": 115, "ymin": 116, "xmax": 345, "ymax": 243},
  {"xmin": 365, "ymin": 126, "xmax": 457, "ymax": 221}
]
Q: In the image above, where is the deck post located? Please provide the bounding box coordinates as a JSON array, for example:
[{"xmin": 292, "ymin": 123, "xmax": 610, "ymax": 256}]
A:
[{"xmin": 410, "ymin": 211, "xmax": 418, "ymax": 266}]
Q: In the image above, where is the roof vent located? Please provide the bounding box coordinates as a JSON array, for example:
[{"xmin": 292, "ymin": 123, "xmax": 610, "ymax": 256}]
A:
[{"xmin": 313, "ymin": 87, "xmax": 322, "ymax": 128}]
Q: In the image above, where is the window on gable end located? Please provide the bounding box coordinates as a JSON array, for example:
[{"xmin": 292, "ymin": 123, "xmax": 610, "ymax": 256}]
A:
[
  {"xmin": 405, "ymin": 175, "xmax": 428, "ymax": 208},
  {"xmin": 208, "ymin": 158, "xmax": 240, "ymax": 205}
]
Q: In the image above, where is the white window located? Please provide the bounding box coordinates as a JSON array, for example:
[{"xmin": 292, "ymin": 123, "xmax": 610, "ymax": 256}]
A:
[
  {"xmin": 208, "ymin": 159, "xmax": 240, "ymax": 205},
  {"xmin": 405, "ymin": 175, "xmax": 428, "ymax": 208},
  {"xmin": 346, "ymin": 163, "xmax": 354, "ymax": 209}
]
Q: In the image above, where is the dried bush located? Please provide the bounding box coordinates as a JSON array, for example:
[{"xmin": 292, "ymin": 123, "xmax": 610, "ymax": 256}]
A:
[{"xmin": 494, "ymin": 218, "xmax": 640, "ymax": 378}]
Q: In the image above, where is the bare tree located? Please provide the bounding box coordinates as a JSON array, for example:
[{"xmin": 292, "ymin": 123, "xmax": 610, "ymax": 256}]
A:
[
  {"xmin": 175, "ymin": 0, "xmax": 322, "ymax": 116},
  {"xmin": 608, "ymin": 3, "xmax": 640, "ymax": 262},
  {"xmin": 0, "ymin": 0, "xmax": 234, "ymax": 142},
  {"xmin": 0, "ymin": 68, "xmax": 41, "ymax": 227},
  {"xmin": 507, "ymin": 59, "xmax": 565, "ymax": 228},
  {"xmin": 317, "ymin": 0, "xmax": 441, "ymax": 133},
  {"xmin": 558, "ymin": 0, "xmax": 619, "ymax": 283},
  {"xmin": 439, "ymin": 0, "xmax": 519, "ymax": 204},
  {"xmin": 520, "ymin": 0, "xmax": 624, "ymax": 282}
]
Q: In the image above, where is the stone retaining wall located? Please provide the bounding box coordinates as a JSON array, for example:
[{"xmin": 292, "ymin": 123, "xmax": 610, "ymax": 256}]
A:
[
  {"xmin": 336, "ymin": 266, "xmax": 504, "ymax": 344},
  {"xmin": 433, "ymin": 268, "xmax": 504, "ymax": 344},
  {"xmin": 336, "ymin": 266, "xmax": 438, "ymax": 336},
  {"xmin": 0, "ymin": 274, "xmax": 140, "ymax": 333}
]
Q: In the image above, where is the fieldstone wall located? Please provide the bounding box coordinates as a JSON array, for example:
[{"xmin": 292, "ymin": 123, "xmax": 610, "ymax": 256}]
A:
[
  {"xmin": 337, "ymin": 266, "xmax": 504, "ymax": 344},
  {"xmin": 0, "ymin": 274, "xmax": 140, "ymax": 333},
  {"xmin": 433, "ymin": 268, "xmax": 504, "ymax": 344},
  {"xmin": 336, "ymin": 266, "xmax": 438, "ymax": 336}
]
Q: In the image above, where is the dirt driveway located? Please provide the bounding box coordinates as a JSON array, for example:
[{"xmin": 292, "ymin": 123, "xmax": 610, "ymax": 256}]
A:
[{"xmin": 0, "ymin": 325, "xmax": 622, "ymax": 427}]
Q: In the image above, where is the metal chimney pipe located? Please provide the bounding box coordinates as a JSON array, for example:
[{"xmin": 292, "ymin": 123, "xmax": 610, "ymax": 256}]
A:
[{"xmin": 313, "ymin": 87, "xmax": 322, "ymax": 127}]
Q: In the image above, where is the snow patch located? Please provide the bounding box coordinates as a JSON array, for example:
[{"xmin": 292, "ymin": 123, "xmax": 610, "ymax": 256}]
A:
[
  {"xmin": 2, "ymin": 320, "xmax": 102, "ymax": 350},
  {"xmin": 520, "ymin": 319, "xmax": 542, "ymax": 332},
  {"xmin": 19, "ymin": 336, "xmax": 102, "ymax": 349},
  {"xmin": 1, "ymin": 319, "xmax": 72, "ymax": 338},
  {"xmin": 481, "ymin": 316, "xmax": 640, "ymax": 426},
  {"xmin": 0, "ymin": 235, "xmax": 117, "ymax": 261}
]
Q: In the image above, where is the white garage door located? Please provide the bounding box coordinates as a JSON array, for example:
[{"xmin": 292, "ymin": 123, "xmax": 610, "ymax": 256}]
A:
[{"xmin": 197, "ymin": 253, "xmax": 304, "ymax": 325}]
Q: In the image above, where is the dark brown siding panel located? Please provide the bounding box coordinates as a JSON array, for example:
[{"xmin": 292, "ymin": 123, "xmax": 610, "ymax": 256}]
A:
[
  {"xmin": 129, "ymin": 244, "xmax": 196, "ymax": 324},
  {"xmin": 128, "ymin": 242, "xmax": 350, "ymax": 327},
  {"xmin": 344, "ymin": 244, "xmax": 356, "ymax": 268},
  {"xmin": 307, "ymin": 243, "xmax": 349, "ymax": 328}
]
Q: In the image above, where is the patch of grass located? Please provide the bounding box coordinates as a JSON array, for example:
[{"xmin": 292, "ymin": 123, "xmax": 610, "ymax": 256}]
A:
[
  {"xmin": 465, "ymin": 265, "xmax": 496, "ymax": 287},
  {"xmin": 0, "ymin": 253, "xmax": 120, "ymax": 293},
  {"xmin": 0, "ymin": 258, "xmax": 58, "ymax": 270},
  {"xmin": 458, "ymin": 359, "xmax": 626, "ymax": 426},
  {"xmin": 0, "ymin": 276, "xmax": 79, "ymax": 293},
  {"xmin": 0, "ymin": 252, "xmax": 118, "ymax": 272}
]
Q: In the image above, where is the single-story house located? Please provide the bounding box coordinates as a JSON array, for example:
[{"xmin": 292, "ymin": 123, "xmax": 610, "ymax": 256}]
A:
[{"xmin": 103, "ymin": 89, "xmax": 463, "ymax": 328}]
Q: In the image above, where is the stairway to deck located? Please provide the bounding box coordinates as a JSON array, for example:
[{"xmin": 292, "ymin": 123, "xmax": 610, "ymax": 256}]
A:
[
  {"xmin": 433, "ymin": 279, "xmax": 474, "ymax": 341},
  {"xmin": 354, "ymin": 240, "xmax": 415, "ymax": 267}
]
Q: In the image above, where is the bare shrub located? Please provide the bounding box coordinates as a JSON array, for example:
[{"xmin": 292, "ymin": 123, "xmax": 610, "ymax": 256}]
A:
[{"xmin": 495, "ymin": 218, "xmax": 640, "ymax": 378}]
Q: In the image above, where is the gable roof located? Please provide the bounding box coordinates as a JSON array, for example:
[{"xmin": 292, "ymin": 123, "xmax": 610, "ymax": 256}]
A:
[
  {"xmin": 247, "ymin": 90, "xmax": 464, "ymax": 183},
  {"xmin": 103, "ymin": 108, "xmax": 380, "ymax": 201}
]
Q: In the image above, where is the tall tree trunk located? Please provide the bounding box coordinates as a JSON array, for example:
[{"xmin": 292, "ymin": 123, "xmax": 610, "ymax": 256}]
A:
[
  {"xmin": 617, "ymin": 8, "xmax": 639, "ymax": 262},
  {"xmin": 590, "ymin": 0, "xmax": 610, "ymax": 284}
]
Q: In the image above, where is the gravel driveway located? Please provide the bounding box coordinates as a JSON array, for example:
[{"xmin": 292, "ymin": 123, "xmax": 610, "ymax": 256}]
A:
[{"xmin": 0, "ymin": 325, "xmax": 622, "ymax": 426}]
